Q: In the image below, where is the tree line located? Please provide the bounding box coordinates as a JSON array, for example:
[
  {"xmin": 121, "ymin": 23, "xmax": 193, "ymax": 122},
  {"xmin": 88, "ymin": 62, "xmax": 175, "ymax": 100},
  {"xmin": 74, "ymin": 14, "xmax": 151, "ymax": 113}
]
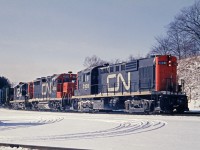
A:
[
  {"xmin": 0, "ymin": 76, "xmax": 11, "ymax": 89},
  {"xmin": 0, "ymin": 76, "xmax": 11, "ymax": 105}
]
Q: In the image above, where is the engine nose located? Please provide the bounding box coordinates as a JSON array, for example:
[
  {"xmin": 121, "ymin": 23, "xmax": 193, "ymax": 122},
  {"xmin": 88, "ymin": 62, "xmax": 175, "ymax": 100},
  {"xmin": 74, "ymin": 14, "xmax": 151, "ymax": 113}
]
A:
[{"xmin": 155, "ymin": 55, "xmax": 177, "ymax": 92}]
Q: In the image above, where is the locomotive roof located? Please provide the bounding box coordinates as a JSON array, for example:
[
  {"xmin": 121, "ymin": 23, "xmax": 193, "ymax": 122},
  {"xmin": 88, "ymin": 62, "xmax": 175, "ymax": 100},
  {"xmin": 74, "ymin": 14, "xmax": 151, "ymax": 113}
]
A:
[
  {"xmin": 100, "ymin": 62, "xmax": 126, "ymax": 69},
  {"xmin": 33, "ymin": 74, "xmax": 59, "ymax": 82},
  {"xmin": 14, "ymin": 82, "xmax": 27, "ymax": 88},
  {"xmin": 33, "ymin": 73, "xmax": 75, "ymax": 82},
  {"xmin": 78, "ymin": 65, "xmax": 104, "ymax": 74}
]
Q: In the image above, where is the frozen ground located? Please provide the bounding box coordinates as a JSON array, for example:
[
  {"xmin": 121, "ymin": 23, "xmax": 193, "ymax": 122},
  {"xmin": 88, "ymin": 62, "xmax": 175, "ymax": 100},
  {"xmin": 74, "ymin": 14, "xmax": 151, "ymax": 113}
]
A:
[
  {"xmin": 189, "ymin": 100, "xmax": 200, "ymax": 111},
  {"xmin": 0, "ymin": 109, "xmax": 200, "ymax": 150}
]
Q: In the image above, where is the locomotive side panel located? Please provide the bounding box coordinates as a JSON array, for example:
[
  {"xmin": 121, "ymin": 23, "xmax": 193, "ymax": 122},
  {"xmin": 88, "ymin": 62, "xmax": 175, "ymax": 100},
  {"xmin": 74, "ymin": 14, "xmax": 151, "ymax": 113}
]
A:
[
  {"xmin": 138, "ymin": 58, "xmax": 155, "ymax": 91},
  {"xmin": 98, "ymin": 64, "xmax": 140, "ymax": 94},
  {"xmin": 76, "ymin": 70, "xmax": 91, "ymax": 96},
  {"xmin": 63, "ymin": 73, "xmax": 77, "ymax": 98},
  {"xmin": 28, "ymin": 82, "xmax": 34, "ymax": 99},
  {"xmin": 98, "ymin": 57, "xmax": 155, "ymax": 95},
  {"xmin": 33, "ymin": 75, "xmax": 58, "ymax": 99},
  {"xmin": 33, "ymin": 79, "xmax": 42, "ymax": 99},
  {"xmin": 56, "ymin": 75, "xmax": 65, "ymax": 98}
]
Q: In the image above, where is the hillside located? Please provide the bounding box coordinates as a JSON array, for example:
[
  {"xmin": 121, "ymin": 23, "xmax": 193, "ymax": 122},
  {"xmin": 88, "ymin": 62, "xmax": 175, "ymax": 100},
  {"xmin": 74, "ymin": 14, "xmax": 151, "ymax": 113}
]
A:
[{"xmin": 178, "ymin": 56, "xmax": 200, "ymax": 110}]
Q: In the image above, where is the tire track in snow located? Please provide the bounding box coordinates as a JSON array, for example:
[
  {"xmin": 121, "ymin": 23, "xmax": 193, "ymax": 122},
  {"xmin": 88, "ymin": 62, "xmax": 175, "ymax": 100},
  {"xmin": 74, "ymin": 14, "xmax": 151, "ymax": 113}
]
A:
[
  {"xmin": 0, "ymin": 117, "xmax": 64, "ymax": 131},
  {"xmin": 0, "ymin": 113, "xmax": 166, "ymax": 141},
  {"xmin": 20, "ymin": 120, "xmax": 166, "ymax": 141}
]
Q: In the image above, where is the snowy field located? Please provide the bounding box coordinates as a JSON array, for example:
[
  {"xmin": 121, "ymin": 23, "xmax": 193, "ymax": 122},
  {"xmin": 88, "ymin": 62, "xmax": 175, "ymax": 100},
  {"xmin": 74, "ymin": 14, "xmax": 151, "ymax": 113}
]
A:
[
  {"xmin": 189, "ymin": 100, "xmax": 200, "ymax": 111},
  {"xmin": 0, "ymin": 109, "xmax": 200, "ymax": 150}
]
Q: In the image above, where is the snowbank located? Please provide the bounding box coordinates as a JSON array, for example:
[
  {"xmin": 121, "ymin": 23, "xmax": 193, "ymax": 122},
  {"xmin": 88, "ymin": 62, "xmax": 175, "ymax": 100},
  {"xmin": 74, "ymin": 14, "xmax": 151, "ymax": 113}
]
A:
[{"xmin": 178, "ymin": 56, "xmax": 200, "ymax": 110}]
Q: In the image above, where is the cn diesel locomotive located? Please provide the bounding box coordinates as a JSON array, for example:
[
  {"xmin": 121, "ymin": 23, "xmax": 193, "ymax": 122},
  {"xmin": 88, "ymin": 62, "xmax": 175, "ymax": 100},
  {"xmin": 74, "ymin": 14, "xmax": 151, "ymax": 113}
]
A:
[
  {"xmin": 73, "ymin": 55, "xmax": 188, "ymax": 113},
  {"xmin": 9, "ymin": 55, "xmax": 188, "ymax": 113}
]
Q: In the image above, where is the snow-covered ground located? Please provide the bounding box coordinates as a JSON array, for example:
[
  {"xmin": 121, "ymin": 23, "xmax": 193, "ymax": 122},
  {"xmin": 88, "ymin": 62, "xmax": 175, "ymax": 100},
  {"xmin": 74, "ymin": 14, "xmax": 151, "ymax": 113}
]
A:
[{"xmin": 0, "ymin": 108, "xmax": 200, "ymax": 150}]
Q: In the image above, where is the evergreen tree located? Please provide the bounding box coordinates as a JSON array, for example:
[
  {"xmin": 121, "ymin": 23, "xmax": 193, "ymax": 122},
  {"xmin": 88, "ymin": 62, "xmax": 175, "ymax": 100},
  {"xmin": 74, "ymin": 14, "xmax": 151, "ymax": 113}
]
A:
[{"xmin": 0, "ymin": 76, "xmax": 11, "ymax": 89}]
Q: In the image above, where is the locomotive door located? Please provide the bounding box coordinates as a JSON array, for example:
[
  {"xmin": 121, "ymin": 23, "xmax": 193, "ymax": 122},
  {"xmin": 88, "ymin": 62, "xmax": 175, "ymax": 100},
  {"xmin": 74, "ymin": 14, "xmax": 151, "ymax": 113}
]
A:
[{"xmin": 91, "ymin": 68, "xmax": 99, "ymax": 95}]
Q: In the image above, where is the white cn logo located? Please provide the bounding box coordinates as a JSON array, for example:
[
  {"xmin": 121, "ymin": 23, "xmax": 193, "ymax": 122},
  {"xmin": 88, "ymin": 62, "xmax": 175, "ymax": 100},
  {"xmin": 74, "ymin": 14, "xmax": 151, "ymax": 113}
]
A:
[
  {"xmin": 42, "ymin": 82, "xmax": 52, "ymax": 96},
  {"xmin": 17, "ymin": 88, "xmax": 21, "ymax": 98},
  {"xmin": 107, "ymin": 72, "xmax": 131, "ymax": 92}
]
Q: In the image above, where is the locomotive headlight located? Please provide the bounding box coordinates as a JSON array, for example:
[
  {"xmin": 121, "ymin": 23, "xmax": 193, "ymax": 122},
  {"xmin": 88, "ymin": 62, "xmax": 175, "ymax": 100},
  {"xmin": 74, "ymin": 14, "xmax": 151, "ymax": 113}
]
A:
[{"xmin": 168, "ymin": 61, "xmax": 172, "ymax": 66}]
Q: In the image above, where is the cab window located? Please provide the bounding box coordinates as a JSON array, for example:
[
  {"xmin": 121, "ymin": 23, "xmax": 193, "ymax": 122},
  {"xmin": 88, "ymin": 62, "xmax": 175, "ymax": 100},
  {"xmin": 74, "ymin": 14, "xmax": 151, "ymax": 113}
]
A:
[{"xmin": 158, "ymin": 61, "xmax": 167, "ymax": 65}]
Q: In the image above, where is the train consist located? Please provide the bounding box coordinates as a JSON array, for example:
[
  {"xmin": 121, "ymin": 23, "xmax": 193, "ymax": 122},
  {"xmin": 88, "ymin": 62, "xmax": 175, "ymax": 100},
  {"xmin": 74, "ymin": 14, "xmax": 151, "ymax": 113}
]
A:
[{"xmin": 8, "ymin": 55, "xmax": 189, "ymax": 113}]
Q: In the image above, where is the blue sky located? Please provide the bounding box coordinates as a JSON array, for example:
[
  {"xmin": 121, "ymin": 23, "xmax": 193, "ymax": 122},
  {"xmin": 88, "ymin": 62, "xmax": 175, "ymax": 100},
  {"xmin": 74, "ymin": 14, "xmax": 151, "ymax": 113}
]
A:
[{"xmin": 0, "ymin": 0, "xmax": 197, "ymax": 82}]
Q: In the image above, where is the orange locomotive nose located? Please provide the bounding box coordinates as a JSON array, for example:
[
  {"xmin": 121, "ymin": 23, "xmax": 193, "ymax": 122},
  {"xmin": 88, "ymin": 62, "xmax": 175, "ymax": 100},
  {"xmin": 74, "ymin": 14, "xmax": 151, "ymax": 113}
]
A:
[{"xmin": 155, "ymin": 55, "xmax": 177, "ymax": 91}]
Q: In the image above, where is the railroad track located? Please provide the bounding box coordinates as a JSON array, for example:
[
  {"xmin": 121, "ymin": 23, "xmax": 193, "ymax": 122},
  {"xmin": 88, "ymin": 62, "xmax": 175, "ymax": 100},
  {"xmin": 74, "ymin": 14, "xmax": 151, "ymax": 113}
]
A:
[
  {"xmin": 2, "ymin": 106, "xmax": 200, "ymax": 117},
  {"xmin": 3, "ymin": 107, "xmax": 200, "ymax": 117},
  {"xmin": 0, "ymin": 143, "xmax": 87, "ymax": 150}
]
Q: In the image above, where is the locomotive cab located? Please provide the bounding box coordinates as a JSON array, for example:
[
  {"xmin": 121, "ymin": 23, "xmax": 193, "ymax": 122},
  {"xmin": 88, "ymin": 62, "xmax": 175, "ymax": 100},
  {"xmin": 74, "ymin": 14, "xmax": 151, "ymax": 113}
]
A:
[
  {"xmin": 75, "ymin": 66, "xmax": 101, "ymax": 96},
  {"xmin": 13, "ymin": 82, "xmax": 28, "ymax": 100}
]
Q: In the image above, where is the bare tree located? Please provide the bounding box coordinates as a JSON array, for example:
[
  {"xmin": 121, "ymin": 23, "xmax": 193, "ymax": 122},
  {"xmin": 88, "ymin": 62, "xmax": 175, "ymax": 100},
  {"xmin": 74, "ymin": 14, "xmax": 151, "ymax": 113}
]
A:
[
  {"xmin": 168, "ymin": 1, "xmax": 200, "ymax": 57},
  {"xmin": 150, "ymin": 36, "xmax": 172, "ymax": 55},
  {"xmin": 109, "ymin": 58, "xmax": 122, "ymax": 64},
  {"xmin": 173, "ymin": 1, "xmax": 200, "ymax": 41},
  {"xmin": 168, "ymin": 15, "xmax": 200, "ymax": 59},
  {"xmin": 167, "ymin": 25, "xmax": 188, "ymax": 59},
  {"xmin": 150, "ymin": 1, "xmax": 200, "ymax": 59},
  {"xmin": 127, "ymin": 54, "xmax": 144, "ymax": 61},
  {"xmin": 127, "ymin": 55, "xmax": 136, "ymax": 61},
  {"xmin": 83, "ymin": 55, "xmax": 108, "ymax": 68}
]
